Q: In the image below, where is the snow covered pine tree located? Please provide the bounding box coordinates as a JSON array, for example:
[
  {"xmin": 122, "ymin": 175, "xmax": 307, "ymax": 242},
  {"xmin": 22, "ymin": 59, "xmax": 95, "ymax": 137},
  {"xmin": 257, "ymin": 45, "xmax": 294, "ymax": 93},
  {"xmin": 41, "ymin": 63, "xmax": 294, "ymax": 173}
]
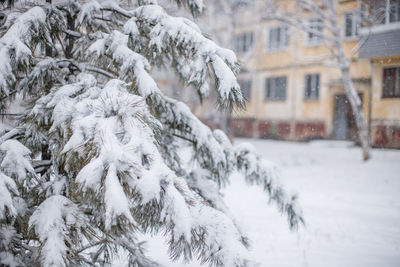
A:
[{"xmin": 0, "ymin": 0, "xmax": 303, "ymax": 266}]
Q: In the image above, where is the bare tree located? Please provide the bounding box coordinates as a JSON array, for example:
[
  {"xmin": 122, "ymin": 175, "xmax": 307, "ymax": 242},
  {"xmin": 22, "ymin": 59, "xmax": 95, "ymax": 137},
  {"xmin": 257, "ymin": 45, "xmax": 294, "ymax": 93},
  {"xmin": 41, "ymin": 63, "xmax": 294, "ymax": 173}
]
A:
[{"xmin": 266, "ymin": 0, "xmax": 371, "ymax": 161}]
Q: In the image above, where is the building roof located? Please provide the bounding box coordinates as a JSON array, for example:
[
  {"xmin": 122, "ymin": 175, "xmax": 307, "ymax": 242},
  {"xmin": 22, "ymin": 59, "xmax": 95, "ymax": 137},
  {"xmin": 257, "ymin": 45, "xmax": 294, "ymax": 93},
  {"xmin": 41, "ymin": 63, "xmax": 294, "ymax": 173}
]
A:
[{"xmin": 359, "ymin": 29, "xmax": 400, "ymax": 58}]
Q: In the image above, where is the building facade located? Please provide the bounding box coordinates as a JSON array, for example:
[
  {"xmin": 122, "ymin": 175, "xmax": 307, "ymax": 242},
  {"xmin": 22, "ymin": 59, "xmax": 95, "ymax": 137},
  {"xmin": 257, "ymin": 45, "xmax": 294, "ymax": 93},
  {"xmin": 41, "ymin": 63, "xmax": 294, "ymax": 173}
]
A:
[{"xmin": 196, "ymin": 0, "xmax": 400, "ymax": 148}]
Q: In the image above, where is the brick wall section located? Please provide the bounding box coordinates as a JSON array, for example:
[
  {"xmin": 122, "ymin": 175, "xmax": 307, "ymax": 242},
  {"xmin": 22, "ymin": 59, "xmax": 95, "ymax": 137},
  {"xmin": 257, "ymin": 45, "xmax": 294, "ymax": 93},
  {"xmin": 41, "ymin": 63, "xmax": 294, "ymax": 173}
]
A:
[
  {"xmin": 278, "ymin": 122, "xmax": 291, "ymax": 139},
  {"xmin": 257, "ymin": 121, "xmax": 291, "ymax": 139},
  {"xmin": 372, "ymin": 125, "xmax": 400, "ymax": 149},
  {"xmin": 258, "ymin": 121, "xmax": 273, "ymax": 138},
  {"xmin": 231, "ymin": 118, "xmax": 256, "ymax": 137},
  {"xmin": 257, "ymin": 120, "xmax": 325, "ymax": 140},
  {"xmin": 200, "ymin": 118, "xmax": 400, "ymax": 149},
  {"xmin": 233, "ymin": 119, "xmax": 326, "ymax": 140},
  {"xmin": 295, "ymin": 122, "xmax": 326, "ymax": 140}
]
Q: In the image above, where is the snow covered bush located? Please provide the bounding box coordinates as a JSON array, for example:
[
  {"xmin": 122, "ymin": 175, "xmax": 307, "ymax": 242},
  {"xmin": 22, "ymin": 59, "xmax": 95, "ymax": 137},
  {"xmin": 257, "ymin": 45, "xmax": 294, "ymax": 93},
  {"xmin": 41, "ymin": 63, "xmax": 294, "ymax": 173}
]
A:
[{"xmin": 0, "ymin": 0, "xmax": 303, "ymax": 266}]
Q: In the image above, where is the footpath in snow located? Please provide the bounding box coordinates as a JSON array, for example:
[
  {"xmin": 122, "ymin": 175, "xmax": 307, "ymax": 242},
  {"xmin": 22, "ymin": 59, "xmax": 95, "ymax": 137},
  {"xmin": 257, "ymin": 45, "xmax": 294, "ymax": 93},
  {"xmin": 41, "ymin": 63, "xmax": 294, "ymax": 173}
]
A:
[{"xmin": 142, "ymin": 139, "xmax": 400, "ymax": 267}]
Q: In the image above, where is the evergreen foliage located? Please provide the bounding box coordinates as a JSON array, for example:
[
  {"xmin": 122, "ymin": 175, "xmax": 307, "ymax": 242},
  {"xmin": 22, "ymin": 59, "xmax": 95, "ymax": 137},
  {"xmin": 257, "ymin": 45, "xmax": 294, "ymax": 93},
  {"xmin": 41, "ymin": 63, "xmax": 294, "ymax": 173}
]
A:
[{"xmin": 0, "ymin": 0, "xmax": 303, "ymax": 266}]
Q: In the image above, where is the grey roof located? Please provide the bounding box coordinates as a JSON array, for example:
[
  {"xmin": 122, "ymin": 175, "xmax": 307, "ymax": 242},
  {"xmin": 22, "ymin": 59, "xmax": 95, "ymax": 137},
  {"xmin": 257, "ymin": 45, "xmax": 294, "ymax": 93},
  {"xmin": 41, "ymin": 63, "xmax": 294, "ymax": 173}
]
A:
[{"xmin": 359, "ymin": 29, "xmax": 400, "ymax": 58}]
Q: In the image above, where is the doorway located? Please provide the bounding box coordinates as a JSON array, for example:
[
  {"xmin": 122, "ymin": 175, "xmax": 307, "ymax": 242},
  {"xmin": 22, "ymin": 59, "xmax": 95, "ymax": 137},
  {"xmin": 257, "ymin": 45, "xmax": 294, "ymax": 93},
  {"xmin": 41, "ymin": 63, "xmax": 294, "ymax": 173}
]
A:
[
  {"xmin": 333, "ymin": 94, "xmax": 362, "ymax": 141},
  {"xmin": 334, "ymin": 95, "xmax": 348, "ymax": 140}
]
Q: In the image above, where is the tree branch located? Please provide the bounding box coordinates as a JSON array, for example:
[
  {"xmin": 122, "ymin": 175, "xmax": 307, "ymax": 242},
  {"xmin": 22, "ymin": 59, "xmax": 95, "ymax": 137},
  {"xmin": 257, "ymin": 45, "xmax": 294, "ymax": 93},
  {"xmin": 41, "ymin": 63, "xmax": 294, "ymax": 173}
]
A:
[
  {"xmin": 264, "ymin": 12, "xmax": 338, "ymax": 43},
  {"xmin": 83, "ymin": 65, "xmax": 117, "ymax": 79},
  {"xmin": 0, "ymin": 128, "xmax": 24, "ymax": 143},
  {"xmin": 298, "ymin": 0, "xmax": 335, "ymax": 25},
  {"xmin": 100, "ymin": 7, "xmax": 131, "ymax": 18}
]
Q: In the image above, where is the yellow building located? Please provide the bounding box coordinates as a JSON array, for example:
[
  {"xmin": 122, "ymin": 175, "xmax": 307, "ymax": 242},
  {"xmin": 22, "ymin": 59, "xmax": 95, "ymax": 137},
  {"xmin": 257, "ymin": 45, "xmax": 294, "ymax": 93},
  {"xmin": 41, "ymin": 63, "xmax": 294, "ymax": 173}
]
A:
[{"xmin": 197, "ymin": 0, "xmax": 400, "ymax": 148}]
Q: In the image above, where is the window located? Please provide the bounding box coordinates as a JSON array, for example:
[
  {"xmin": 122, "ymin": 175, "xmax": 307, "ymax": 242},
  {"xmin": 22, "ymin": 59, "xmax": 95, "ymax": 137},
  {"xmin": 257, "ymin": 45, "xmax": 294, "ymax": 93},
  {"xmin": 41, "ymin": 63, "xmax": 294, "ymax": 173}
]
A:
[
  {"xmin": 383, "ymin": 67, "xmax": 400, "ymax": 97},
  {"xmin": 265, "ymin": 76, "xmax": 287, "ymax": 101},
  {"xmin": 304, "ymin": 74, "xmax": 320, "ymax": 100},
  {"xmin": 389, "ymin": 0, "xmax": 400, "ymax": 23},
  {"xmin": 372, "ymin": 0, "xmax": 400, "ymax": 25},
  {"xmin": 307, "ymin": 18, "xmax": 323, "ymax": 45},
  {"xmin": 344, "ymin": 11, "xmax": 361, "ymax": 38},
  {"xmin": 238, "ymin": 79, "xmax": 252, "ymax": 100},
  {"xmin": 234, "ymin": 32, "xmax": 254, "ymax": 53},
  {"xmin": 267, "ymin": 25, "xmax": 289, "ymax": 50}
]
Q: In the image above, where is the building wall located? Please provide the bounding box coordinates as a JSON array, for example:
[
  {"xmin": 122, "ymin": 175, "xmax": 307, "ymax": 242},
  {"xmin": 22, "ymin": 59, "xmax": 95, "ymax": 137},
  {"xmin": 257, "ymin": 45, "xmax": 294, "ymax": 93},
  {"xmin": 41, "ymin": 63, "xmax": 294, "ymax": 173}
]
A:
[
  {"xmin": 369, "ymin": 57, "xmax": 400, "ymax": 148},
  {"xmin": 195, "ymin": 0, "xmax": 400, "ymax": 148}
]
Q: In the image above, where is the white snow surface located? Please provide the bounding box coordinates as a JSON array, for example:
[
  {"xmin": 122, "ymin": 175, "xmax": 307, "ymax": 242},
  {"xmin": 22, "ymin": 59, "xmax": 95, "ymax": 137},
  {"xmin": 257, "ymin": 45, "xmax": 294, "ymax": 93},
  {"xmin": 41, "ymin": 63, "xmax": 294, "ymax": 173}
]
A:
[{"xmin": 139, "ymin": 139, "xmax": 400, "ymax": 267}]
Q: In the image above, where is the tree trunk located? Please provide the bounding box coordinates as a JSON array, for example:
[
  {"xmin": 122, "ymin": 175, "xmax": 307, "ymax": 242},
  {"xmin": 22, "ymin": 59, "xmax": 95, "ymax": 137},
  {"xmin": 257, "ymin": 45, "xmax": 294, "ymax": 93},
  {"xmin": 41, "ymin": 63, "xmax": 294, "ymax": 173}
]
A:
[
  {"xmin": 65, "ymin": 12, "xmax": 76, "ymax": 58},
  {"xmin": 341, "ymin": 67, "xmax": 371, "ymax": 160},
  {"xmin": 45, "ymin": 0, "xmax": 52, "ymax": 56},
  {"xmin": 42, "ymin": 0, "xmax": 52, "ymax": 168},
  {"xmin": 327, "ymin": 0, "xmax": 371, "ymax": 161}
]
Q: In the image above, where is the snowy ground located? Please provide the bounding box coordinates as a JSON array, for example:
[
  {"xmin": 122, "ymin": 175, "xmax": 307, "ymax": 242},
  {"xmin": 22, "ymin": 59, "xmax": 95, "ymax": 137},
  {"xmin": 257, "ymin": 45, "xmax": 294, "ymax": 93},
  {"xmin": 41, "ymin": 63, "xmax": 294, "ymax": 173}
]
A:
[{"xmin": 142, "ymin": 139, "xmax": 400, "ymax": 267}]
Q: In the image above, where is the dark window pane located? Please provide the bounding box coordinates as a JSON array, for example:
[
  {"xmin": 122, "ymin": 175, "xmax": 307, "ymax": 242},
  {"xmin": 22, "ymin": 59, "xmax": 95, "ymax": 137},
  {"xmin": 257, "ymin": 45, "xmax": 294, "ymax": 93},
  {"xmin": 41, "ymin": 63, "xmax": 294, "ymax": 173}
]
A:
[
  {"xmin": 304, "ymin": 73, "xmax": 319, "ymax": 100},
  {"xmin": 266, "ymin": 76, "xmax": 287, "ymax": 100},
  {"xmin": 383, "ymin": 68, "xmax": 395, "ymax": 97},
  {"xmin": 284, "ymin": 26, "xmax": 290, "ymax": 46},
  {"xmin": 235, "ymin": 32, "xmax": 253, "ymax": 53},
  {"xmin": 305, "ymin": 74, "xmax": 311, "ymax": 97},
  {"xmin": 389, "ymin": 0, "xmax": 400, "ymax": 22},
  {"xmin": 270, "ymin": 78, "xmax": 275, "ymax": 98},
  {"xmin": 315, "ymin": 74, "xmax": 320, "ymax": 98},
  {"xmin": 276, "ymin": 27, "xmax": 281, "ymax": 44},
  {"xmin": 372, "ymin": 0, "xmax": 386, "ymax": 24},
  {"xmin": 266, "ymin": 78, "xmax": 271, "ymax": 99},
  {"xmin": 345, "ymin": 13, "xmax": 353, "ymax": 37},
  {"xmin": 395, "ymin": 68, "xmax": 400, "ymax": 96},
  {"xmin": 308, "ymin": 18, "xmax": 323, "ymax": 43},
  {"xmin": 281, "ymin": 77, "xmax": 287, "ymax": 99},
  {"xmin": 269, "ymin": 28, "xmax": 276, "ymax": 49},
  {"xmin": 268, "ymin": 26, "xmax": 289, "ymax": 50}
]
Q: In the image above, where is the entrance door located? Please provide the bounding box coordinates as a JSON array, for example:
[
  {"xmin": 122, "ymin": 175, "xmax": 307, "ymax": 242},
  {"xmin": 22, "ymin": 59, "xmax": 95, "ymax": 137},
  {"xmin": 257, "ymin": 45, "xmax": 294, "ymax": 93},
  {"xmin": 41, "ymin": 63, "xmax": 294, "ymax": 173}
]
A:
[{"xmin": 334, "ymin": 94, "xmax": 348, "ymax": 140}]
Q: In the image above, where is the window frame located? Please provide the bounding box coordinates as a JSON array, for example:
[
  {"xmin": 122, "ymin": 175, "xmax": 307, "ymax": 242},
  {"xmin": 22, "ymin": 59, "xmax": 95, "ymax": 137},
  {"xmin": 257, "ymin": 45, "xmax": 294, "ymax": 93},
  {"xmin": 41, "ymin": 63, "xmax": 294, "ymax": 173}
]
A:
[
  {"xmin": 234, "ymin": 32, "xmax": 254, "ymax": 54},
  {"xmin": 265, "ymin": 76, "xmax": 287, "ymax": 101},
  {"xmin": 382, "ymin": 66, "xmax": 400, "ymax": 98},
  {"xmin": 388, "ymin": 0, "xmax": 400, "ymax": 23},
  {"xmin": 266, "ymin": 25, "xmax": 290, "ymax": 52},
  {"xmin": 343, "ymin": 10, "xmax": 361, "ymax": 39},
  {"xmin": 306, "ymin": 18, "xmax": 323, "ymax": 46},
  {"xmin": 304, "ymin": 73, "xmax": 320, "ymax": 100},
  {"xmin": 372, "ymin": 0, "xmax": 400, "ymax": 25}
]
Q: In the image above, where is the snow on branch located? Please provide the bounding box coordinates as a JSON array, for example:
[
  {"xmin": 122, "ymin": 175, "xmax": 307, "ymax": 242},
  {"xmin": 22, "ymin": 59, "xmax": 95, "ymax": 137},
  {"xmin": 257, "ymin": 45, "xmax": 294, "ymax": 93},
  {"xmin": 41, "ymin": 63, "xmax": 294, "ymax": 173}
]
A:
[
  {"xmin": 87, "ymin": 30, "xmax": 160, "ymax": 97},
  {"xmin": 29, "ymin": 195, "xmax": 89, "ymax": 267},
  {"xmin": 234, "ymin": 143, "xmax": 304, "ymax": 230},
  {"xmin": 172, "ymin": 0, "xmax": 204, "ymax": 17},
  {"xmin": 76, "ymin": 1, "xmax": 243, "ymax": 108},
  {"xmin": 162, "ymin": 176, "xmax": 254, "ymax": 267},
  {"xmin": 86, "ymin": 26, "xmax": 235, "ymax": 185},
  {"xmin": 27, "ymin": 74, "xmax": 253, "ymax": 266},
  {"xmin": 0, "ymin": 140, "xmax": 37, "ymax": 221},
  {"xmin": 0, "ymin": 140, "xmax": 35, "ymax": 185},
  {"xmin": 18, "ymin": 58, "xmax": 68, "ymax": 97},
  {"xmin": 147, "ymin": 93, "xmax": 231, "ymax": 185},
  {"xmin": 146, "ymin": 92, "xmax": 304, "ymax": 230},
  {"xmin": 0, "ymin": 1, "xmax": 306, "ymax": 265},
  {"xmin": 82, "ymin": 1, "xmax": 244, "ymax": 109},
  {"xmin": 0, "ymin": 172, "xmax": 18, "ymax": 219},
  {"xmin": 0, "ymin": 6, "xmax": 48, "ymax": 97},
  {"xmin": 132, "ymin": 4, "xmax": 244, "ymax": 109}
]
